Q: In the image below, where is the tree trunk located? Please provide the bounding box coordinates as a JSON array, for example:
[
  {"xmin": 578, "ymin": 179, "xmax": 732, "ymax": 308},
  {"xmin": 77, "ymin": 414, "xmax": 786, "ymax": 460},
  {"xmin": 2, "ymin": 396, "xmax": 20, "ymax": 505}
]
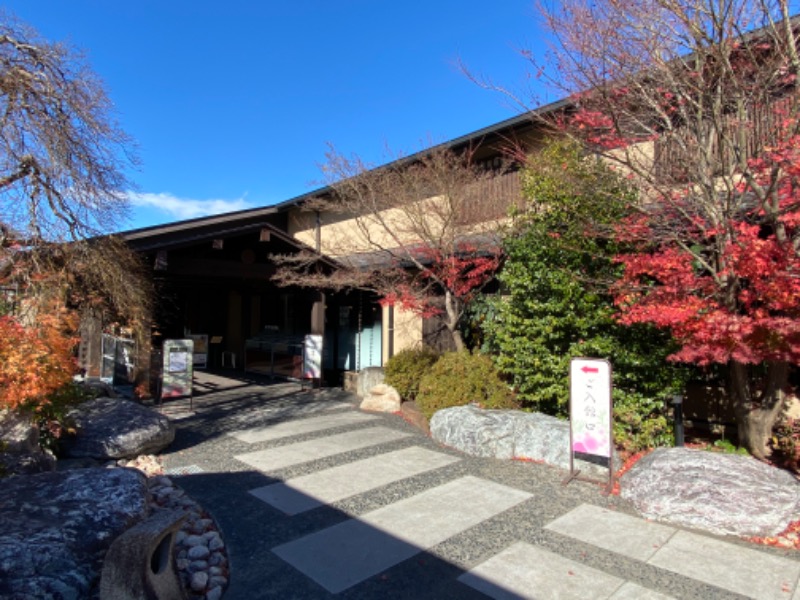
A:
[
  {"xmin": 729, "ymin": 360, "xmax": 789, "ymax": 460},
  {"xmin": 443, "ymin": 290, "xmax": 466, "ymax": 352}
]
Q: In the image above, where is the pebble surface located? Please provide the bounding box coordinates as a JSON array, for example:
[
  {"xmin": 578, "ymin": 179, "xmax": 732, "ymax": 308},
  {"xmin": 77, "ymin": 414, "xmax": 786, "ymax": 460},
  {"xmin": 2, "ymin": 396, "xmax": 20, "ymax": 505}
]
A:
[{"xmin": 121, "ymin": 455, "xmax": 229, "ymax": 600}]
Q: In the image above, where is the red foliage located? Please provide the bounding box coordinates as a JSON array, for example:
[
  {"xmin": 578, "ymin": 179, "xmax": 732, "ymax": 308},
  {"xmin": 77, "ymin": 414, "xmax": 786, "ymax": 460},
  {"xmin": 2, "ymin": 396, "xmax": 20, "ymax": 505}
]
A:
[
  {"xmin": 611, "ymin": 117, "xmax": 800, "ymax": 366},
  {"xmin": 0, "ymin": 313, "xmax": 79, "ymax": 409},
  {"xmin": 379, "ymin": 242, "xmax": 501, "ymax": 317}
]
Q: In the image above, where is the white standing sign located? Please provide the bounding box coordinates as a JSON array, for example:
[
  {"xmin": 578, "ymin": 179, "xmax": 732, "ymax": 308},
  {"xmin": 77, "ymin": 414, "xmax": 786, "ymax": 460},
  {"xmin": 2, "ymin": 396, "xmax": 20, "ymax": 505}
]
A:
[
  {"xmin": 303, "ymin": 334, "xmax": 323, "ymax": 381},
  {"xmin": 569, "ymin": 358, "xmax": 612, "ymax": 458},
  {"xmin": 564, "ymin": 357, "xmax": 614, "ymax": 493}
]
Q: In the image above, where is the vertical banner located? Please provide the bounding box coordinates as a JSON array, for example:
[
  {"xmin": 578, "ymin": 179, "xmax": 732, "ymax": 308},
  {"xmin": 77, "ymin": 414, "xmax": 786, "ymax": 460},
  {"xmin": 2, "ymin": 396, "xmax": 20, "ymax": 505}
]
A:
[
  {"xmin": 564, "ymin": 357, "xmax": 614, "ymax": 492},
  {"xmin": 161, "ymin": 339, "xmax": 194, "ymax": 408},
  {"xmin": 303, "ymin": 334, "xmax": 323, "ymax": 381}
]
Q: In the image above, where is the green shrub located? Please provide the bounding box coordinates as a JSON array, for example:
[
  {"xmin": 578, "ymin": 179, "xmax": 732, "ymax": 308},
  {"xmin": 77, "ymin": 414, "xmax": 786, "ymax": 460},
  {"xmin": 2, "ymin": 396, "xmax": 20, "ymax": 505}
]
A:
[
  {"xmin": 416, "ymin": 351, "xmax": 517, "ymax": 419},
  {"xmin": 384, "ymin": 347, "xmax": 440, "ymax": 401}
]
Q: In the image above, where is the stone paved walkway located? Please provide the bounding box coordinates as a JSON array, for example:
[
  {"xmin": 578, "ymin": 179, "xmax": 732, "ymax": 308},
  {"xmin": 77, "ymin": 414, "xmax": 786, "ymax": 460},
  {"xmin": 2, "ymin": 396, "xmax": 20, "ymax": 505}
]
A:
[{"xmin": 159, "ymin": 372, "xmax": 800, "ymax": 600}]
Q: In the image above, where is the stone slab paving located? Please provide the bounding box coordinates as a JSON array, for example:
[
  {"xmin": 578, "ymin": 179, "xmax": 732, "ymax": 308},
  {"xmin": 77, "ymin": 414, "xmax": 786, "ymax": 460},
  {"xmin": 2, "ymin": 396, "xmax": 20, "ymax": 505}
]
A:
[
  {"xmin": 159, "ymin": 373, "xmax": 800, "ymax": 600},
  {"xmin": 249, "ymin": 445, "xmax": 461, "ymax": 515},
  {"xmin": 547, "ymin": 504, "xmax": 800, "ymax": 600},
  {"xmin": 458, "ymin": 541, "xmax": 675, "ymax": 600},
  {"xmin": 230, "ymin": 410, "xmax": 377, "ymax": 444},
  {"xmin": 272, "ymin": 476, "xmax": 532, "ymax": 593},
  {"xmin": 234, "ymin": 426, "xmax": 411, "ymax": 472}
]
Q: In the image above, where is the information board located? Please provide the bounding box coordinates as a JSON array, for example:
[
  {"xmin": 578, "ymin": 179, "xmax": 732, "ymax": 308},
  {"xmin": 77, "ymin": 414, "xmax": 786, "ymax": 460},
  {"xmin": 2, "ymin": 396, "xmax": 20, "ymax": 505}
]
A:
[
  {"xmin": 187, "ymin": 334, "xmax": 208, "ymax": 369},
  {"xmin": 161, "ymin": 339, "xmax": 194, "ymax": 403}
]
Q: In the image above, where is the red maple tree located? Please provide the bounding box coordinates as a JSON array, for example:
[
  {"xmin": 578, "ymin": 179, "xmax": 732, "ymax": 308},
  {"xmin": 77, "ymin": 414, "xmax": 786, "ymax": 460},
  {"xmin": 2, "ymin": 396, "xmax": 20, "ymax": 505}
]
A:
[
  {"xmin": 525, "ymin": 0, "xmax": 800, "ymax": 457},
  {"xmin": 273, "ymin": 146, "xmax": 511, "ymax": 351}
]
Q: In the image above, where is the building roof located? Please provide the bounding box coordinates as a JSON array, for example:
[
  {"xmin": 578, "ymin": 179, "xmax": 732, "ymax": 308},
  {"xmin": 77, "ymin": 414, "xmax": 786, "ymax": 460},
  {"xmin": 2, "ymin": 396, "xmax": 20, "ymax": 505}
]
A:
[{"xmin": 116, "ymin": 96, "xmax": 571, "ymax": 244}]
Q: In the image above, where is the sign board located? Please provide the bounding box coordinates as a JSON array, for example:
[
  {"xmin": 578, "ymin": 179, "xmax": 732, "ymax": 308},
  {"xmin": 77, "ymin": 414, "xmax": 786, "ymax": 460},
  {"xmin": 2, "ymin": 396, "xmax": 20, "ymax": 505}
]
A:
[
  {"xmin": 303, "ymin": 334, "xmax": 323, "ymax": 380},
  {"xmin": 161, "ymin": 339, "xmax": 194, "ymax": 404},
  {"xmin": 187, "ymin": 334, "xmax": 208, "ymax": 369},
  {"xmin": 564, "ymin": 357, "xmax": 614, "ymax": 492}
]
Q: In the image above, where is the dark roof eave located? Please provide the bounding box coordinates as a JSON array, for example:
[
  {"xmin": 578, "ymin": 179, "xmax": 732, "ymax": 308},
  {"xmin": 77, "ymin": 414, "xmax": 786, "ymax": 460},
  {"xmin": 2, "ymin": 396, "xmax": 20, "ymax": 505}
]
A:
[{"xmin": 119, "ymin": 206, "xmax": 280, "ymax": 241}]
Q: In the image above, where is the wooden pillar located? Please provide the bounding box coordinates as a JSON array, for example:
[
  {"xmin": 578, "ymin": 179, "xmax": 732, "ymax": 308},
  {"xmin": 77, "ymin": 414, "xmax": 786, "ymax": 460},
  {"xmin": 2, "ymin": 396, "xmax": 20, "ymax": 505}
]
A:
[{"xmin": 311, "ymin": 291, "xmax": 325, "ymax": 336}]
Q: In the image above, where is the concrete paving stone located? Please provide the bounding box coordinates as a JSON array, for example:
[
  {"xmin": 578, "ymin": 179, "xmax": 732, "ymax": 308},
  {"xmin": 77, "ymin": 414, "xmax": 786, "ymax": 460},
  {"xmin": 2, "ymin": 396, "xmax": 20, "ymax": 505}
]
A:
[
  {"xmin": 249, "ymin": 445, "xmax": 461, "ymax": 515},
  {"xmin": 458, "ymin": 541, "xmax": 628, "ymax": 600},
  {"xmin": 234, "ymin": 426, "xmax": 411, "ymax": 472},
  {"xmin": 545, "ymin": 503, "xmax": 677, "ymax": 561},
  {"xmin": 229, "ymin": 409, "xmax": 375, "ymax": 443},
  {"xmin": 609, "ymin": 582, "xmax": 677, "ymax": 600},
  {"xmin": 547, "ymin": 503, "xmax": 800, "ymax": 600},
  {"xmin": 648, "ymin": 530, "xmax": 800, "ymax": 600},
  {"xmin": 271, "ymin": 475, "xmax": 532, "ymax": 593}
]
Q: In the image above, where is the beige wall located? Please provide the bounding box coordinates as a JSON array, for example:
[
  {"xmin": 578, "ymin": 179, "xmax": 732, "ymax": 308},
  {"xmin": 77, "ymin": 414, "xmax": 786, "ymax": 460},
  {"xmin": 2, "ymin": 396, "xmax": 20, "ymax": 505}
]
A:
[{"xmin": 381, "ymin": 304, "xmax": 423, "ymax": 362}]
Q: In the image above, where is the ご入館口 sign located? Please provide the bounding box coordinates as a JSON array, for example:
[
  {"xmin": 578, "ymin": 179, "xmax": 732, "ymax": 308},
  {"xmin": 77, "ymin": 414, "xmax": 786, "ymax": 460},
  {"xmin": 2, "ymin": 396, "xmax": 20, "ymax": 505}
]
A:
[{"xmin": 569, "ymin": 358, "xmax": 612, "ymax": 462}]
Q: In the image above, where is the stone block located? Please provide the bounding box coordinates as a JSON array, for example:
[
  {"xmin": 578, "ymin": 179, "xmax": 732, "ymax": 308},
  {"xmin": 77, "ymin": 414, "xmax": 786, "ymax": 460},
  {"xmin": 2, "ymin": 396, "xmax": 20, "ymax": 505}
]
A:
[
  {"xmin": 360, "ymin": 384, "xmax": 401, "ymax": 413},
  {"xmin": 356, "ymin": 367, "xmax": 385, "ymax": 398},
  {"xmin": 100, "ymin": 509, "xmax": 187, "ymax": 600}
]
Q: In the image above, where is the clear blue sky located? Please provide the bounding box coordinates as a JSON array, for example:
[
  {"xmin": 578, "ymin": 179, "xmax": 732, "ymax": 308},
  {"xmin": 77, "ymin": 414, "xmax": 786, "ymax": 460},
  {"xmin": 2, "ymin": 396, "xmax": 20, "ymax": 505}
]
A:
[{"xmin": 3, "ymin": 1, "xmax": 549, "ymax": 231}]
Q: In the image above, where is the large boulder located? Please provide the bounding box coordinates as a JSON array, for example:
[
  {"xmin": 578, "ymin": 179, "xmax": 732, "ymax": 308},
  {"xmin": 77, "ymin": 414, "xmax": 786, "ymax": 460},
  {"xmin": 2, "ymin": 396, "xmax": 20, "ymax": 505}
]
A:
[
  {"xmin": 430, "ymin": 405, "xmax": 617, "ymax": 474},
  {"xmin": 356, "ymin": 367, "xmax": 385, "ymax": 398},
  {"xmin": 0, "ymin": 467, "xmax": 150, "ymax": 599},
  {"xmin": 360, "ymin": 384, "xmax": 402, "ymax": 413},
  {"xmin": 61, "ymin": 397, "xmax": 175, "ymax": 460},
  {"xmin": 621, "ymin": 447, "xmax": 800, "ymax": 537}
]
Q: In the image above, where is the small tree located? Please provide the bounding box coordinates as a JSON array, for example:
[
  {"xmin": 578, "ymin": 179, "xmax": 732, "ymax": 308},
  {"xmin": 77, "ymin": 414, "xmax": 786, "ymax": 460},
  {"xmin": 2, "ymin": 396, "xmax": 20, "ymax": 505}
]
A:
[
  {"xmin": 273, "ymin": 145, "xmax": 516, "ymax": 351},
  {"xmin": 527, "ymin": 0, "xmax": 800, "ymax": 457}
]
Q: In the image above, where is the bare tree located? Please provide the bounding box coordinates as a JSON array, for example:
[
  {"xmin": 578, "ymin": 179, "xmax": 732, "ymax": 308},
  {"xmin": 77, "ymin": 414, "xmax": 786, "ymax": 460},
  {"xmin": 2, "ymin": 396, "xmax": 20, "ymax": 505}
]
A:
[
  {"xmin": 273, "ymin": 145, "xmax": 519, "ymax": 351},
  {"xmin": 0, "ymin": 13, "xmax": 135, "ymax": 242},
  {"xmin": 522, "ymin": 0, "xmax": 800, "ymax": 457},
  {"xmin": 0, "ymin": 14, "xmax": 150, "ymax": 352}
]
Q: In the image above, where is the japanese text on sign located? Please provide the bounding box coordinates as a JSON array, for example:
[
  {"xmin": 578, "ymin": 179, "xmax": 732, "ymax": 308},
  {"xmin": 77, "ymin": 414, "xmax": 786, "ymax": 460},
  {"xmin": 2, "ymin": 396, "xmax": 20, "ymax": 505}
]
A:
[{"xmin": 569, "ymin": 358, "xmax": 612, "ymax": 458}]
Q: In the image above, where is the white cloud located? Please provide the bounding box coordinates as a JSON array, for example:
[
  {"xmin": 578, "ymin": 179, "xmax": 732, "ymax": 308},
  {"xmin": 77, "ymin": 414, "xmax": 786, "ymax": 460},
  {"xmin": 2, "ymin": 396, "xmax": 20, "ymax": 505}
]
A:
[{"xmin": 127, "ymin": 191, "xmax": 255, "ymax": 221}]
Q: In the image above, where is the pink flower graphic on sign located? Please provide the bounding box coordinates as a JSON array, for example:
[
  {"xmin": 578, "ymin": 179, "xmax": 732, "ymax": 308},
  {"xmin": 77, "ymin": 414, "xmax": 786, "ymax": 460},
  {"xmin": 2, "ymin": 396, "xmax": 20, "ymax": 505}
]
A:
[{"xmin": 573, "ymin": 429, "xmax": 610, "ymax": 456}]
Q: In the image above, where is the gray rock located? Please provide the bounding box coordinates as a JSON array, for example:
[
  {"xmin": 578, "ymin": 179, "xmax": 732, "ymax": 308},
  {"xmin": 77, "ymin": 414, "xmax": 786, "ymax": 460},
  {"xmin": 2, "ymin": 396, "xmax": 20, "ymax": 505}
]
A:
[
  {"xmin": 356, "ymin": 367, "xmax": 385, "ymax": 398},
  {"xmin": 360, "ymin": 384, "xmax": 402, "ymax": 413},
  {"xmin": 432, "ymin": 405, "xmax": 517, "ymax": 459},
  {"xmin": 0, "ymin": 450, "xmax": 56, "ymax": 476},
  {"xmin": 0, "ymin": 408, "xmax": 38, "ymax": 453},
  {"xmin": 60, "ymin": 397, "xmax": 175, "ymax": 460},
  {"xmin": 621, "ymin": 447, "xmax": 800, "ymax": 537},
  {"xmin": 513, "ymin": 412, "xmax": 572, "ymax": 467},
  {"xmin": 0, "ymin": 468, "xmax": 149, "ymax": 599},
  {"xmin": 0, "ymin": 410, "xmax": 61, "ymax": 475},
  {"xmin": 190, "ymin": 571, "xmax": 209, "ymax": 592},
  {"xmin": 206, "ymin": 585, "xmax": 224, "ymax": 600},
  {"xmin": 430, "ymin": 405, "xmax": 617, "ymax": 475},
  {"xmin": 188, "ymin": 545, "xmax": 210, "ymax": 560}
]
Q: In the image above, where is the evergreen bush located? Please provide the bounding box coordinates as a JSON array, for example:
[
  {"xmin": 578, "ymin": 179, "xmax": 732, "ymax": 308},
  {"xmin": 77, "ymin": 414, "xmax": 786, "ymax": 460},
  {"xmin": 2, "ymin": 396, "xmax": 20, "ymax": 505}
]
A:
[
  {"xmin": 384, "ymin": 347, "xmax": 440, "ymax": 401},
  {"xmin": 415, "ymin": 351, "xmax": 517, "ymax": 419},
  {"xmin": 483, "ymin": 139, "xmax": 688, "ymax": 451}
]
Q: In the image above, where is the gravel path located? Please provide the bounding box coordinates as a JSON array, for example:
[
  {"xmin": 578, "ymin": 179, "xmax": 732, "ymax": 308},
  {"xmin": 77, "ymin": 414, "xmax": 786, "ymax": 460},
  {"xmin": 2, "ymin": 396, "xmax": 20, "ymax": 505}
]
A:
[{"xmin": 158, "ymin": 373, "xmax": 798, "ymax": 600}]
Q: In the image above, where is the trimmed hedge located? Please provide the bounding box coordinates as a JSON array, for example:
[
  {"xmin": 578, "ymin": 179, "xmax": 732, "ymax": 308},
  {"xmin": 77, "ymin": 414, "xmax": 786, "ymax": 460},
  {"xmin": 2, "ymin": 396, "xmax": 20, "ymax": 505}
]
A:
[
  {"xmin": 416, "ymin": 351, "xmax": 517, "ymax": 419},
  {"xmin": 384, "ymin": 347, "xmax": 440, "ymax": 401}
]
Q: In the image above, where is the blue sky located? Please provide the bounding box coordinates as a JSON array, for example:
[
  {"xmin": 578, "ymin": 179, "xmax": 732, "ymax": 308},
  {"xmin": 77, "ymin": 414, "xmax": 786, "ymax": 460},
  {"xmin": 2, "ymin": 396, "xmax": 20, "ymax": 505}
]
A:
[{"xmin": 3, "ymin": 1, "xmax": 549, "ymax": 231}]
